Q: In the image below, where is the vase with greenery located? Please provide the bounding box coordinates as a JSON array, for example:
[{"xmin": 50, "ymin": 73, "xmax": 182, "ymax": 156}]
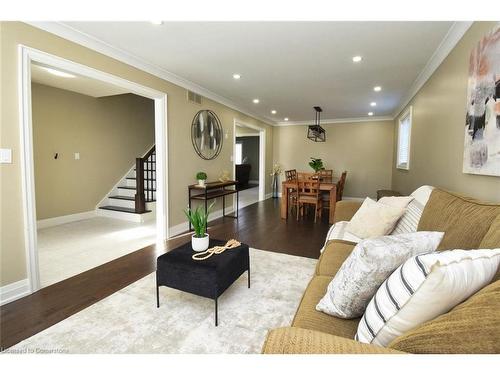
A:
[
  {"xmin": 270, "ymin": 163, "xmax": 283, "ymax": 198},
  {"xmin": 309, "ymin": 158, "xmax": 324, "ymax": 172},
  {"xmin": 196, "ymin": 171, "xmax": 207, "ymax": 187},
  {"xmin": 184, "ymin": 201, "xmax": 215, "ymax": 252}
]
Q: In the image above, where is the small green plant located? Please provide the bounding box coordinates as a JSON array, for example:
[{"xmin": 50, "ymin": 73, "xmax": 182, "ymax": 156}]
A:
[
  {"xmin": 196, "ymin": 171, "xmax": 207, "ymax": 180},
  {"xmin": 309, "ymin": 157, "xmax": 324, "ymax": 172},
  {"xmin": 183, "ymin": 201, "xmax": 215, "ymax": 238}
]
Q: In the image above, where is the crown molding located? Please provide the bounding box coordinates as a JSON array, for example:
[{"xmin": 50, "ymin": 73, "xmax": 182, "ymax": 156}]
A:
[
  {"xmin": 392, "ymin": 21, "xmax": 473, "ymax": 118},
  {"xmin": 25, "ymin": 21, "xmax": 276, "ymax": 126},
  {"xmin": 275, "ymin": 115, "xmax": 394, "ymax": 126}
]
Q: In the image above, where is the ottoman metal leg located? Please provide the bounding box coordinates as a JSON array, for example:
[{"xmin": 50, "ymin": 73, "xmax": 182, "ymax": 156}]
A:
[
  {"xmin": 156, "ymin": 275, "xmax": 160, "ymax": 308},
  {"xmin": 214, "ymin": 297, "xmax": 218, "ymax": 327}
]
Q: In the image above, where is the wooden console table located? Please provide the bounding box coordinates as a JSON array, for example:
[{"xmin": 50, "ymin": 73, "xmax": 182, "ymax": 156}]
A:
[{"xmin": 187, "ymin": 180, "xmax": 239, "ymax": 231}]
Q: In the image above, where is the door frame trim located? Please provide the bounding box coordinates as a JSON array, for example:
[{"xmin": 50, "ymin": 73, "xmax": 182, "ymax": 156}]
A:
[
  {"xmin": 18, "ymin": 45, "xmax": 169, "ymax": 294},
  {"xmin": 232, "ymin": 119, "xmax": 266, "ymax": 203}
]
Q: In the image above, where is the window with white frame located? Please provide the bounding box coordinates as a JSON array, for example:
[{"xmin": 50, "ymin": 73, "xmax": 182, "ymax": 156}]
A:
[
  {"xmin": 235, "ymin": 143, "xmax": 243, "ymax": 165},
  {"xmin": 397, "ymin": 107, "xmax": 412, "ymax": 170}
]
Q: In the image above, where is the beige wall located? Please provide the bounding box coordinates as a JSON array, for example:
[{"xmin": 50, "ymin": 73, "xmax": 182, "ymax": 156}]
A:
[
  {"xmin": 392, "ymin": 22, "xmax": 500, "ymax": 202},
  {"xmin": 0, "ymin": 22, "xmax": 273, "ymax": 287},
  {"xmin": 273, "ymin": 121, "xmax": 394, "ymax": 198},
  {"xmin": 32, "ymin": 84, "xmax": 155, "ymax": 219}
]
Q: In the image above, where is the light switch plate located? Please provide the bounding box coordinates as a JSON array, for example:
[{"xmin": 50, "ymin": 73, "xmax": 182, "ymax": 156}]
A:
[
  {"xmin": 0, "ymin": 148, "xmax": 12, "ymax": 164},
  {"xmin": 74, "ymin": 152, "xmax": 80, "ymax": 160}
]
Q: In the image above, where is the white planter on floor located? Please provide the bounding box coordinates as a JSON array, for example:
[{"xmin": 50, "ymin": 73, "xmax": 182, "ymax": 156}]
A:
[{"xmin": 192, "ymin": 234, "xmax": 209, "ymax": 252}]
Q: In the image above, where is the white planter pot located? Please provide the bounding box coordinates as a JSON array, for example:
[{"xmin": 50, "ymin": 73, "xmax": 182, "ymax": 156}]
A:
[
  {"xmin": 198, "ymin": 179, "xmax": 206, "ymax": 187},
  {"xmin": 192, "ymin": 234, "xmax": 209, "ymax": 252}
]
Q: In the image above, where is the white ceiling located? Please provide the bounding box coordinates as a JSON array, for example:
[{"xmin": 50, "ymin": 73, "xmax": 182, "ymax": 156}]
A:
[
  {"xmin": 31, "ymin": 62, "xmax": 129, "ymax": 97},
  {"xmin": 52, "ymin": 22, "xmax": 456, "ymax": 123}
]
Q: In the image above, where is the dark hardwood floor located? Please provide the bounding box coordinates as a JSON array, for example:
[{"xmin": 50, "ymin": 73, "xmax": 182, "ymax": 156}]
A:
[{"xmin": 0, "ymin": 198, "xmax": 329, "ymax": 350}]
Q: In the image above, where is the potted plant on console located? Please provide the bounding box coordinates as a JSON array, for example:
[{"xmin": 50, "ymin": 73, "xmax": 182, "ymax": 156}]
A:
[
  {"xmin": 184, "ymin": 201, "xmax": 215, "ymax": 252},
  {"xmin": 196, "ymin": 171, "xmax": 207, "ymax": 187}
]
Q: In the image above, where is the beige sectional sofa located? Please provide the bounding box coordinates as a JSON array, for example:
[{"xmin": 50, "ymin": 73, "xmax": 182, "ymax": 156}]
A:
[{"xmin": 262, "ymin": 188, "xmax": 500, "ymax": 354}]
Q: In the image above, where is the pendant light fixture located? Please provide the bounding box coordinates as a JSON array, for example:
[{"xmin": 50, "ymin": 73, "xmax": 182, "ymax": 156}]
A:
[{"xmin": 307, "ymin": 106, "xmax": 326, "ymax": 142}]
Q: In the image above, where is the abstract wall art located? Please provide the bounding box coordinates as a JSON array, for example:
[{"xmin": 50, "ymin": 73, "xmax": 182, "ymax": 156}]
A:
[{"xmin": 463, "ymin": 26, "xmax": 500, "ymax": 177}]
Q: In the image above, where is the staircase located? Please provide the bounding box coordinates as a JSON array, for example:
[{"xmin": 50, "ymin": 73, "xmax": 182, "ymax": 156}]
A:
[{"xmin": 97, "ymin": 146, "xmax": 156, "ymax": 222}]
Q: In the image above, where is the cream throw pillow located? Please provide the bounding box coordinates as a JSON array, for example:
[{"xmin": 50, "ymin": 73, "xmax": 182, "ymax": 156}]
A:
[
  {"xmin": 316, "ymin": 231, "xmax": 444, "ymax": 319},
  {"xmin": 356, "ymin": 248, "xmax": 500, "ymax": 347},
  {"xmin": 346, "ymin": 198, "xmax": 406, "ymax": 239},
  {"xmin": 379, "ymin": 196, "xmax": 414, "ymax": 209}
]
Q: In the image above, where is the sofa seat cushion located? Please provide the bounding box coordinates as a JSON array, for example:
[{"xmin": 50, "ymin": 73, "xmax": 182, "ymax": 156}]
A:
[
  {"xmin": 316, "ymin": 240, "xmax": 355, "ymax": 277},
  {"xmin": 292, "ymin": 276, "xmax": 360, "ymax": 338},
  {"xmin": 417, "ymin": 188, "xmax": 500, "ymax": 250},
  {"xmin": 262, "ymin": 327, "xmax": 404, "ymax": 354},
  {"xmin": 388, "ymin": 280, "xmax": 500, "ymax": 354},
  {"xmin": 480, "ymin": 214, "xmax": 500, "ymax": 249}
]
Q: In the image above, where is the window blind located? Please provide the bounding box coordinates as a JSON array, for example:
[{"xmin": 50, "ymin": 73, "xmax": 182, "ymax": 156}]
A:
[{"xmin": 397, "ymin": 111, "xmax": 412, "ymax": 169}]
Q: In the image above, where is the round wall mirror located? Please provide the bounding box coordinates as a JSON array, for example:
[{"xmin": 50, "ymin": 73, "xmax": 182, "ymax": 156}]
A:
[{"xmin": 191, "ymin": 110, "xmax": 223, "ymax": 160}]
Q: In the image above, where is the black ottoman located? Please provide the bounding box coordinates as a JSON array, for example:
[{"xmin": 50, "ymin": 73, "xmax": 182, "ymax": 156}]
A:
[{"xmin": 156, "ymin": 239, "xmax": 250, "ymax": 326}]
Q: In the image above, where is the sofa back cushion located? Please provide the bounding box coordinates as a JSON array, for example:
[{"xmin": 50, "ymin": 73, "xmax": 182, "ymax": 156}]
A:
[
  {"xmin": 480, "ymin": 214, "xmax": 500, "ymax": 249},
  {"xmin": 417, "ymin": 188, "xmax": 500, "ymax": 250},
  {"xmin": 387, "ymin": 279, "xmax": 500, "ymax": 354}
]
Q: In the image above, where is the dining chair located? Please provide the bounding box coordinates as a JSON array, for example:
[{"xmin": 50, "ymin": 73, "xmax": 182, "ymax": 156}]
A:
[
  {"xmin": 337, "ymin": 171, "xmax": 347, "ymax": 201},
  {"xmin": 318, "ymin": 169, "xmax": 333, "ymax": 179},
  {"xmin": 319, "ymin": 169, "xmax": 334, "ymax": 208},
  {"xmin": 285, "ymin": 169, "xmax": 297, "ymax": 181},
  {"xmin": 284, "ymin": 169, "xmax": 298, "ymax": 213},
  {"xmin": 296, "ymin": 178, "xmax": 322, "ymax": 223}
]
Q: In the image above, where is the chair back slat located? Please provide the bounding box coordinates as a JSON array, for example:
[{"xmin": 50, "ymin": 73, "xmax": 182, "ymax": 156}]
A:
[
  {"xmin": 297, "ymin": 179, "xmax": 320, "ymax": 198},
  {"xmin": 318, "ymin": 169, "xmax": 333, "ymax": 179},
  {"xmin": 285, "ymin": 169, "xmax": 297, "ymax": 181},
  {"xmin": 337, "ymin": 171, "xmax": 347, "ymax": 201}
]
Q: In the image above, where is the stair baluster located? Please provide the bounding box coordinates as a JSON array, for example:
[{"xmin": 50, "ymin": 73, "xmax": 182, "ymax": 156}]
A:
[{"xmin": 135, "ymin": 157, "xmax": 147, "ymax": 213}]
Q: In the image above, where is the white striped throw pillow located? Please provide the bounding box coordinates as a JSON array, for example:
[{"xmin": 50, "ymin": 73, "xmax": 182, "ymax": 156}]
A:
[
  {"xmin": 391, "ymin": 185, "xmax": 434, "ymax": 235},
  {"xmin": 356, "ymin": 248, "xmax": 500, "ymax": 347}
]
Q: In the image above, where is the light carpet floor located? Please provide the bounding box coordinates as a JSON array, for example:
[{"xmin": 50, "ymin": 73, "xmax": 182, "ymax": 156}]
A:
[
  {"xmin": 11, "ymin": 248, "xmax": 316, "ymax": 354},
  {"xmin": 38, "ymin": 217, "xmax": 156, "ymax": 287}
]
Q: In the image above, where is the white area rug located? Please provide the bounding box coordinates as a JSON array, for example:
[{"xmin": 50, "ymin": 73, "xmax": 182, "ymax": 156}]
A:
[{"xmin": 11, "ymin": 248, "xmax": 316, "ymax": 353}]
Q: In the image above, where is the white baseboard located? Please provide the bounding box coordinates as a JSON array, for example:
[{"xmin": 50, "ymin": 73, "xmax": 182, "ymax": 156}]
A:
[
  {"xmin": 37, "ymin": 210, "xmax": 96, "ymax": 229},
  {"xmin": 0, "ymin": 279, "xmax": 30, "ymax": 306},
  {"xmin": 265, "ymin": 193, "xmax": 273, "ymax": 199},
  {"xmin": 169, "ymin": 206, "xmax": 230, "ymax": 238},
  {"xmin": 249, "ymin": 179, "xmax": 259, "ymax": 184},
  {"xmin": 169, "ymin": 194, "xmax": 274, "ymax": 238}
]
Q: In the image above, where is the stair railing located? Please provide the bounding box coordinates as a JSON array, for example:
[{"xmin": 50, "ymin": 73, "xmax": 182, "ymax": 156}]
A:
[{"xmin": 134, "ymin": 146, "xmax": 155, "ymax": 213}]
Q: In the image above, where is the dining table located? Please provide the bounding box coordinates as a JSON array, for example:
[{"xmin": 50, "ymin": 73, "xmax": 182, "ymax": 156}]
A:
[{"xmin": 280, "ymin": 175, "xmax": 340, "ymax": 224}]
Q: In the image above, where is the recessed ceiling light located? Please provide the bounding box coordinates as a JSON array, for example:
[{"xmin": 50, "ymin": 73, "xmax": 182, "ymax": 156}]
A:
[
  {"xmin": 253, "ymin": 99, "xmax": 260, "ymax": 104},
  {"xmin": 271, "ymin": 110, "xmax": 277, "ymax": 114},
  {"xmin": 284, "ymin": 117, "xmax": 289, "ymax": 121},
  {"xmin": 232, "ymin": 73, "xmax": 241, "ymax": 80},
  {"xmin": 42, "ymin": 67, "xmax": 76, "ymax": 78},
  {"xmin": 151, "ymin": 21, "xmax": 163, "ymax": 25},
  {"xmin": 374, "ymin": 86, "xmax": 382, "ymax": 92},
  {"xmin": 368, "ymin": 112, "xmax": 374, "ymax": 116},
  {"xmin": 370, "ymin": 102, "xmax": 377, "ymax": 107},
  {"xmin": 352, "ymin": 56, "xmax": 362, "ymax": 63}
]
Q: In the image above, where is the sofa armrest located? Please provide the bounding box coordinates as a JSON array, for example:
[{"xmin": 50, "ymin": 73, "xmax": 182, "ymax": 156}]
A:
[
  {"xmin": 333, "ymin": 200, "xmax": 363, "ymax": 223},
  {"xmin": 262, "ymin": 327, "xmax": 405, "ymax": 354}
]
